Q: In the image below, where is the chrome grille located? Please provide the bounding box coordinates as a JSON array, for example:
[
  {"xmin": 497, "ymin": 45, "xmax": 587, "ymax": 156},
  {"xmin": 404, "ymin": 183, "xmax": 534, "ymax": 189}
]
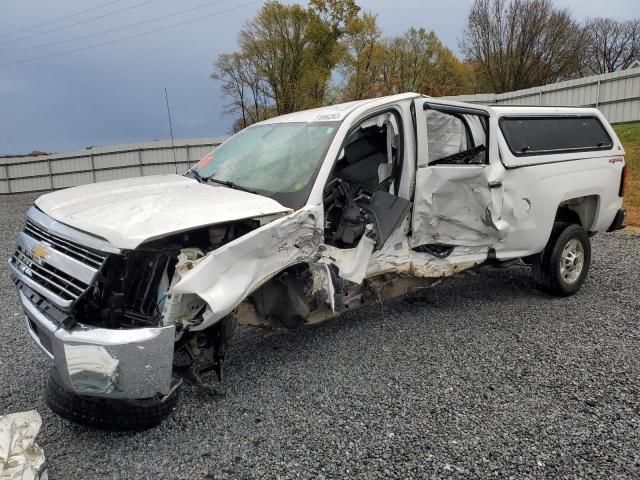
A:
[
  {"xmin": 24, "ymin": 220, "xmax": 107, "ymax": 269},
  {"xmin": 11, "ymin": 246, "xmax": 89, "ymax": 301},
  {"xmin": 9, "ymin": 212, "xmax": 111, "ymax": 309}
]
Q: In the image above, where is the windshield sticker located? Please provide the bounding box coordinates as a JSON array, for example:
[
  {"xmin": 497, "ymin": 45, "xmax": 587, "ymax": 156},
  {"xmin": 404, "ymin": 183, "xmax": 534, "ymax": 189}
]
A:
[{"xmin": 195, "ymin": 153, "xmax": 214, "ymax": 169}]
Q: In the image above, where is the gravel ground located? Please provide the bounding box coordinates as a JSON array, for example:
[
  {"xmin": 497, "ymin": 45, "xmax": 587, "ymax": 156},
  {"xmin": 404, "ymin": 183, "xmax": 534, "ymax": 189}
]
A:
[{"xmin": 1, "ymin": 192, "xmax": 639, "ymax": 480}]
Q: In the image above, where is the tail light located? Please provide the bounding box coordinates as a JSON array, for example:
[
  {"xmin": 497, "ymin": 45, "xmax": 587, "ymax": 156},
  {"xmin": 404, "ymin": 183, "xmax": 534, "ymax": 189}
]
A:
[{"xmin": 619, "ymin": 165, "xmax": 627, "ymax": 197}]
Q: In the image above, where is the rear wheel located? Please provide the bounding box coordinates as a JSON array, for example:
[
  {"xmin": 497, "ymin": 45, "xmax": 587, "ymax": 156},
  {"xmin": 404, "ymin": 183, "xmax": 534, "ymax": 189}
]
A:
[
  {"xmin": 45, "ymin": 368, "xmax": 180, "ymax": 431},
  {"xmin": 532, "ymin": 222, "xmax": 591, "ymax": 296}
]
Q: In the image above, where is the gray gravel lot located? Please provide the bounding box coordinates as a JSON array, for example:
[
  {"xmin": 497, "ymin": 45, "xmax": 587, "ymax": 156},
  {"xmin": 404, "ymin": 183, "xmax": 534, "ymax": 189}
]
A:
[{"xmin": 1, "ymin": 192, "xmax": 639, "ymax": 479}]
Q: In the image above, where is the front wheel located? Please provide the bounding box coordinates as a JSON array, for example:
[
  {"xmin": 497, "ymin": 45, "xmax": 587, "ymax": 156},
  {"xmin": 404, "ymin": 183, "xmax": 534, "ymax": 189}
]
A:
[
  {"xmin": 532, "ymin": 223, "xmax": 591, "ymax": 297},
  {"xmin": 45, "ymin": 368, "xmax": 180, "ymax": 431}
]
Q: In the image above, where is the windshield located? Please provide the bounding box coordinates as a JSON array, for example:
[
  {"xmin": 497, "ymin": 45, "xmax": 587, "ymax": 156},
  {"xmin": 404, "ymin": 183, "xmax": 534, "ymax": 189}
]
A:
[{"xmin": 191, "ymin": 122, "xmax": 339, "ymax": 208}]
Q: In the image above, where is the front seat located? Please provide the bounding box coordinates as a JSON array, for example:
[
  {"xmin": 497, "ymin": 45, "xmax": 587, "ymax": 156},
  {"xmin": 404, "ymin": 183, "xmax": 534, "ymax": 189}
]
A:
[{"xmin": 340, "ymin": 135, "xmax": 387, "ymax": 188}]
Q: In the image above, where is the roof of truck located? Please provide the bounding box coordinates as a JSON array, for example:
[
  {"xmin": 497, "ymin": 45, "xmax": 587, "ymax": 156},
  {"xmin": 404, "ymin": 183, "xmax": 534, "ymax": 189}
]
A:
[
  {"xmin": 257, "ymin": 93, "xmax": 421, "ymax": 125},
  {"xmin": 255, "ymin": 94, "xmax": 604, "ymax": 126},
  {"xmin": 490, "ymin": 105, "xmax": 602, "ymax": 117}
]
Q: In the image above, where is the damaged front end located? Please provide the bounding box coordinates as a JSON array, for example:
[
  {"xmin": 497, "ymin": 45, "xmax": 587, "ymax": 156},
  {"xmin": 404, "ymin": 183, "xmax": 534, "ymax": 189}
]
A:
[{"xmin": 9, "ymin": 206, "xmax": 278, "ymax": 399}]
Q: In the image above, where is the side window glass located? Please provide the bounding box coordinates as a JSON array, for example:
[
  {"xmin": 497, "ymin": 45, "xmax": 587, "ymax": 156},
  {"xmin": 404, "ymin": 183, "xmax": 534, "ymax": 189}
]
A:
[{"xmin": 426, "ymin": 109, "xmax": 488, "ymax": 165}]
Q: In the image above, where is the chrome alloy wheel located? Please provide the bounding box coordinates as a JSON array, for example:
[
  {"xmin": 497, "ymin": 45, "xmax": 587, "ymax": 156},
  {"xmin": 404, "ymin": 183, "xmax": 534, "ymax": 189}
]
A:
[{"xmin": 560, "ymin": 238, "xmax": 585, "ymax": 284}]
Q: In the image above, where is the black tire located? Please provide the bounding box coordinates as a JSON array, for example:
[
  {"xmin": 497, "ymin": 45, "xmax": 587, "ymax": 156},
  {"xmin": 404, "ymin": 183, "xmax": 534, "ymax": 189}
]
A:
[
  {"xmin": 45, "ymin": 368, "xmax": 179, "ymax": 431},
  {"xmin": 532, "ymin": 222, "xmax": 591, "ymax": 297}
]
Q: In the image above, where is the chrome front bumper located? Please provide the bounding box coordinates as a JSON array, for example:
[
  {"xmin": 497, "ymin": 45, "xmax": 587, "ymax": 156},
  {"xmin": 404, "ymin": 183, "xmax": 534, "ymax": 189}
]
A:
[
  {"xmin": 11, "ymin": 207, "xmax": 175, "ymax": 400},
  {"xmin": 17, "ymin": 289, "xmax": 175, "ymax": 399}
]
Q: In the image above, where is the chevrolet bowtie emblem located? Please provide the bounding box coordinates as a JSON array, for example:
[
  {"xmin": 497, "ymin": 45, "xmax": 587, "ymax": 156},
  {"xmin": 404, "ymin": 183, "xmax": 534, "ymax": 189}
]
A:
[{"xmin": 31, "ymin": 244, "xmax": 49, "ymax": 263}]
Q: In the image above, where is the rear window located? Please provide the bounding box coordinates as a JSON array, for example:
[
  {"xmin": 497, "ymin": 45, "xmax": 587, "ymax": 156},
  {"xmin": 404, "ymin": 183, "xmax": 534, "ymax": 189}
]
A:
[{"xmin": 500, "ymin": 116, "xmax": 613, "ymax": 156}]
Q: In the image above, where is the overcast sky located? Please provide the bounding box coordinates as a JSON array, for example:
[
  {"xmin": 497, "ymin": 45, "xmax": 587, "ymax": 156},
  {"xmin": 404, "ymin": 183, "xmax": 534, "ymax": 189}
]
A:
[{"xmin": 1, "ymin": 0, "xmax": 638, "ymax": 155}]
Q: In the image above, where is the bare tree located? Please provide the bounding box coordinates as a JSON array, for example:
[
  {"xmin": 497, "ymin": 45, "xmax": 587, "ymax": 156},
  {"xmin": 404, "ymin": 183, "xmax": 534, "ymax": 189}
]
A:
[
  {"xmin": 461, "ymin": 0, "xmax": 583, "ymax": 93},
  {"xmin": 211, "ymin": 53, "xmax": 270, "ymax": 131},
  {"xmin": 581, "ymin": 18, "xmax": 640, "ymax": 75}
]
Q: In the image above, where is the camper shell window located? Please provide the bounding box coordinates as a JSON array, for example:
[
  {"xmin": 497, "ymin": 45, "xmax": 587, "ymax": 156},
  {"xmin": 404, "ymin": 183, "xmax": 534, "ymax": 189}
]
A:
[{"xmin": 500, "ymin": 116, "xmax": 613, "ymax": 157}]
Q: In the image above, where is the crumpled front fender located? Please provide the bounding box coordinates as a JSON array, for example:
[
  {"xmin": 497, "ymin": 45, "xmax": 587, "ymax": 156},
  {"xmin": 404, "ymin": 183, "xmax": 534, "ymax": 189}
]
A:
[{"xmin": 170, "ymin": 205, "xmax": 324, "ymax": 330}]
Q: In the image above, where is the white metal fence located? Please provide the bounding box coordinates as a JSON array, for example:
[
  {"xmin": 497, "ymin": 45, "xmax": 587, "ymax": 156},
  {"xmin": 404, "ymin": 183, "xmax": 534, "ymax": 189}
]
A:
[
  {"xmin": 445, "ymin": 68, "xmax": 640, "ymax": 124},
  {"xmin": 0, "ymin": 137, "xmax": 225, "ymax": 194}
]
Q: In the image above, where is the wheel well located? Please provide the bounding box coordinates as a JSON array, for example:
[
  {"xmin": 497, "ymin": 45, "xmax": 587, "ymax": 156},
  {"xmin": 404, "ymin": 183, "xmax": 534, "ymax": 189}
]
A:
[
  {"xmin": 555, "ymin": 207, "xmax": 581, "ymax": 225},
  {"xmin": 247, "ymin": 263, "xmax": 316, "ymax": 328},
  {"xmin": 555, "ymin": 195, "xmax": 599, "ymax": 230}
]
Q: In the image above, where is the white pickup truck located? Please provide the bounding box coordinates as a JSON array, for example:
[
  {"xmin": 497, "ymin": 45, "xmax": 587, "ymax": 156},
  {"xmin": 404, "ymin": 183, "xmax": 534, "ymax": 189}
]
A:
[{"xmin": 10, "ymin": 93, "xmax": 627, "ymax": 429}]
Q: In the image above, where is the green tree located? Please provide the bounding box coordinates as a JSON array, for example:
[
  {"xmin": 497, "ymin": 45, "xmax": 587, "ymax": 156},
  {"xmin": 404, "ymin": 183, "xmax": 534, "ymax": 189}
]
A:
[
  {"xmin": 211, "ymin": 52, "xmax": 270, "ymax": 130},
  {"xmin": 238, "ymin": 2, "xmax": 311, "ymax": 115},
  {"xmin": 301, "ymin": 0, "xmax": 360, "ymax": 106},
  {"xmin": 213, "ymin": 1, "xmax": 479, "ymax": 128},
  {"xmin": 381, "ymin": 28, "xmax": 465, "ymax": 95},
  {"xmin": 339, "ymin": 26, "xmax": 472, "ymax": 100},
  {"xmin": 212, "ymin": 0, "xmax": 360, "ymax": 128},
  {"xmin": 338, "ymin": 12, "xmax": 383, "ymax": 100}
]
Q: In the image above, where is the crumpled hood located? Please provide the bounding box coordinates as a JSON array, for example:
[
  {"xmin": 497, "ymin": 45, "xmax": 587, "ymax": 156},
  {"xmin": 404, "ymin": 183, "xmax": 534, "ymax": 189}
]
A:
[{"xmin": 35, "ymin": 174, "xmax": 292, "ymax": 249}]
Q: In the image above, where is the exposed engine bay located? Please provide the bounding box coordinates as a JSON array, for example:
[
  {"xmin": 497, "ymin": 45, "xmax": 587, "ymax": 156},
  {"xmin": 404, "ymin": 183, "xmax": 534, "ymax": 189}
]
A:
[
  {"xmin": 69, "ymin": 220, "xmax": 262, "ymax": 391},
  {"xmin": 74, "ymin": 221, "xmax": 260, "ymax": 330}
]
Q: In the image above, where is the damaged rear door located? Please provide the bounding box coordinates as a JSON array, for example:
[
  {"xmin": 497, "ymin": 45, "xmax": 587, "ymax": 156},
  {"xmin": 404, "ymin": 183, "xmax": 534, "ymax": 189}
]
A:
[{"xmin": 411, "ymin": 100, "xmax": 506, "ymax": 248}]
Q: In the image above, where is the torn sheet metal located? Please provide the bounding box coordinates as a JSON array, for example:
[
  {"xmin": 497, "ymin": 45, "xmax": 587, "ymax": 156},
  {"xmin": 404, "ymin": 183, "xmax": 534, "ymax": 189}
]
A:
[
  {"xmin": 411, "ymin": 166, "xmax": 505, "ymax": 247},
  {"xmin": 321, "ymin": 226, "xmax": 376, "ymax": 284},
  {"xmin": 326, "ymin": 215, "xmax": 489, "ymax": 281},
  {"xmin": 323, "ymin": 264, "xmax": 336, "ymax": 312},
  {"xmin": 365, "ymin": 221, "xmax": 489, "ymax": 279},
  {"xmin": 170, "ymin": 194, "xmax": 493, "ymax": 330},
  {"xmin": 63, "ymin": 344, "xmax": 119, "ymax": 395},
  {"xmin": 410, "ymin": 245, "xmax": 489, "ymax": 277},
  {"xmin": 309, "ymin": 263, "xmax": 337, "ymax": 312},
  {"xmin": 161, "ymin": 248, "xmax": 207, "ymax": 329},
  {"xmin": 365, "ymin": 219, "xmax": 412, "ymax": 276},
  {"xmin": 0, "ymin": 411, "xmax": 47, "ymax": 480},
  {"xmin": 170, "ymin": 205, "xmax": 324, "ymax": 330}
]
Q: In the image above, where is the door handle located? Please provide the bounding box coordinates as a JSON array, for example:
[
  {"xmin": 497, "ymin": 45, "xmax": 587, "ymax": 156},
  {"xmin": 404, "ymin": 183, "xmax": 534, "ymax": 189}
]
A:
[{"xmin": 488, "ymin": 181, "xmax": 502, "ymax": 189}]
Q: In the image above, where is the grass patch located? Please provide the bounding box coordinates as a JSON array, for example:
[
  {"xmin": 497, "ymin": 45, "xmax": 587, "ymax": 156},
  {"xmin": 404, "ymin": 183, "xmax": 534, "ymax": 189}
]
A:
[{"xmin": 613, "ymin": 122, "xmax": 640, "ymax": 226}]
